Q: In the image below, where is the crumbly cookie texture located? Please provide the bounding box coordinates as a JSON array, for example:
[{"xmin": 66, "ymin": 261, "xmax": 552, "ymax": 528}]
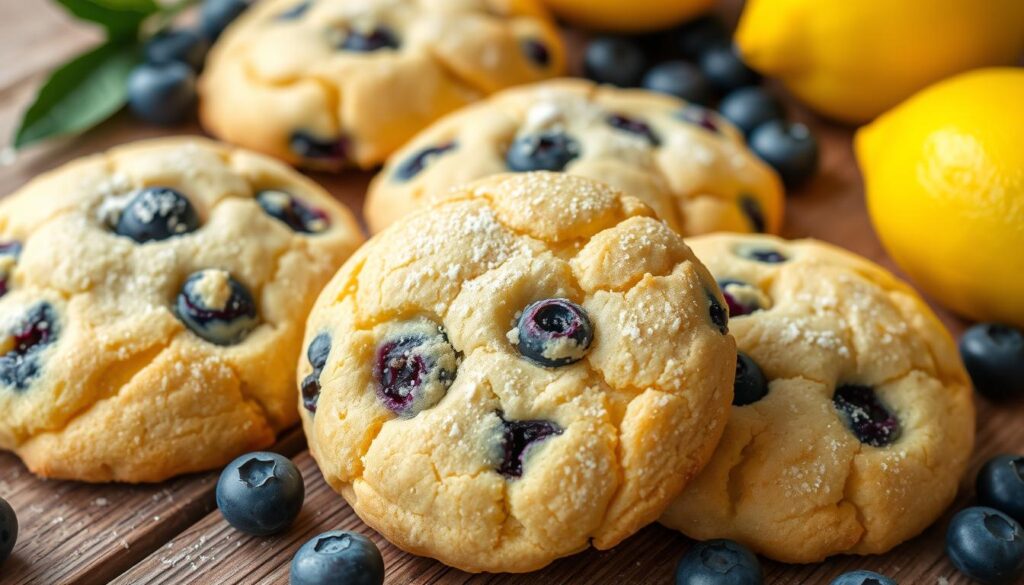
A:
[
  {"xmin": 300, "ymin": 172, "xmax": 736, "ymax": 572},
  {"xmin": 366, "ymin": 79, "xmax": 783, "ymax": 235},
  {"xmin": 661, "ymin": 233, "xmax": 975, "ymax": 563},
  {"xmin": 199, "ymin": 0, "xmax": 564, "ymax": 170},
  {"xmin": 0, "ymin": 137, "xmax": 363, "ymax": 483}
]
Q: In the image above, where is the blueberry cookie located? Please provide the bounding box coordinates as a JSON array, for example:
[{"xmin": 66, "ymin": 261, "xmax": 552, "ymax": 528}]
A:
[
  {"xmin": 300, "ymin": 172, "xmax": 736, "ymax": 572},
  {"xmin": 660, "ymin": 234, "xmax": 975, "ymax": 563},
  {"xmin": 365, "ymin": 79, "xmax": 784, "ymax": 235},
  {"xmin": 199, "ymin": 0, "xmax": 564, "ymax": 170},
  {"xmin": 0, "ymin": 137, "xmax": 363, "ymax": 482}
]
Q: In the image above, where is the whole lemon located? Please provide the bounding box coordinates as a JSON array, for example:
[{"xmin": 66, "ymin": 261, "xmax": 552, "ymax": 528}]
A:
[
  {"xmin": 856, "ymin": 68, "xmax": 1024, "ymax": 328},
  {"xmin": 736, "ymin": 0, "xmax": 1024, "ymax": 123},
  {"xmin": 541, "ymin": 0, "xmax": 713, "ymax": 32}
]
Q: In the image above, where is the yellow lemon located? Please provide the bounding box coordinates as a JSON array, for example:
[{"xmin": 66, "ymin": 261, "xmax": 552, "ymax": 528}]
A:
[
  {"xmin": 736, "ymin": 0, "xmax": 1024, "ymax": 123},
  {"xmin": 856, "ymin": 68, "xmax": 1024, "ymax": 328},
  {"xmin": 540, "ymin": 0, "xmax": 714, "ymax": 32}
]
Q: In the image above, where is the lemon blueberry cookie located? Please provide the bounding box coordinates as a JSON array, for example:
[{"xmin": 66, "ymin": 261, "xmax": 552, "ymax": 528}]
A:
[
  {"xmin": 660, "ymin": 233, "xmax": 976, "ymax": 563},
  {"xmin": 0, "ymin": 137, "xmax": 363, "ymax": 483},
  {"xmin": 299, "ymin": 172, "xmax": 736, "ymax": 572},
  {"xmin": 365, "ymin": 79, "xmax": 784, "ymax": 235},
  {"xmin": 199, "ymin": 0, "xmax": 564, "ymax": 170}
]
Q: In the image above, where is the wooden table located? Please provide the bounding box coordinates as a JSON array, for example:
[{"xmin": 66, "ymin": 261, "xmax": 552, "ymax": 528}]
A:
[{"xmin": 1, "ymin": 2, "xmax": 1021, "ymax": 584}]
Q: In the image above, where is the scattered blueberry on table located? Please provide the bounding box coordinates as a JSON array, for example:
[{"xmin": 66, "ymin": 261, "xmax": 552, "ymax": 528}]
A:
[
  {"xmin": 675, "ymin": 539, "xmax": 762, "ymax": 585},
  {"xmin": 583, "ymin": 36, "xmax": 648, "ymax": 87},
  {"xmin": 199, "ymin": 0, "xmax": 250, "ymax": 41},
  {"xmin": 127, "ymin": 62, "xmax": 196, "ymax": 126},
  {"xmin": 829, "ymin": 570, "xmax": 896, "ymax": 585},
  {"xmin": 143, "ymin": 28, "xmax": 209, "ymax": 69},
  {"xmin": 977, "ymin": 454, "xmax": 1024, "ymax": 525},
  {"xmin": 946, "ymin": 506, "xmax": 1024, "ymax": 585},
  {"xmin": 0, "ymin": 496, "xmax": 16, "ymax": 565},
  {"xmin": 748, "ymin": 121, "xmax": 819, "ymax": 189},
  {"xmin": 719, "ymin": 87, "xmax": 785, "ymax": 137},
  {"xmin": 216, "ymin": 452, "xmax": 304, "ymax": 536},
  {"xmin": 290, "ymin": 530, "xmax": 385, "ymax": 585},
  {"xmin": 642, "ymin": 61, "xmax": 714, "ymax": 105},
  {"xmin": 698, "ymin": 44, "xmax": 761, "ymax": 94},
  {"xmin": 959, "ymin": 323, "xmax": 1024, "ymax": 402}
]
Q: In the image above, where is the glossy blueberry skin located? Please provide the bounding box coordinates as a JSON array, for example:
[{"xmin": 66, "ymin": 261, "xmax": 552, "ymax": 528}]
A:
[
  {"xmin": 340, "ymin": 27, "xmax": 399, "ymax": 52},
  {"xmin": 670, "ymin": 14, "xmax": 730, "ymax": 60},
  {"xmin": 699, "ymin": 45, "xmax": 761, "ymax": 94},
  {"xmin": 642, "ymin": 61, "xmax": 713, "ymax": 106},
  {"xmin": 0, "ymin": 496, "xmax": 17, "ymax": 565},
  {"xmin": 115, "ymin": 187, "xmax": 200, "ymax": 243},
  {"xmin": 301, "ymin": 332, "xmax": 331, "ymax": 414},
  {"xmin": 583, "ymin": 37, "xmax": 647, "ymax": 87},
  {"xmin": 127, "ymin": 62, "xmax": 196, "ymax": 126},
  {"xmin": 708, "ymin": 291, "xmax": 729, "ymax": 334},
  {"xmin": 290, "ymin": 132, "xmax": 348, "ymax": 166},
  {"xmin": 506, "ymin": 132, "xmax": 580, "ymax": 173},
  {"xmin": 675, "ymin": 539, "xmax": 763, "ymax": 585},
  {"xmin": 373, "ymin": 331, "xmax": 456, "ymax": 415},
  {"xmin": 734, "ymin": 352, "xmax": 769, "ymax": 406},
  {"xmin": 959, "ymin": 323, "xmax": 1024, "ymax": 402},
  {"xmin": 290, "ymin": 531, "xmax": 385, "ymax": 585},
  {"xmin": 216, "ymin": 452, "xmax": 304, "ymax": 536},
  {"xmin": 497, "ymin": 413, "xmax": 562, "ymax": 479},
  {"xmin": 749, "ymin": 121, "xmax": 819, "ymax": 190},
  {"xmin": 606, "ymin": 114, "xmax": 660, "ymax": 146},
  {"xmin": 394, "ymin": 142, "xmax": 457, "ymax": 181},
  {"xmin": 739, "ymin": 248, "xmax": 787, "ymax": 264},
  {"xmin": 175, "ymin": 271, "xmax": 259, "ymax": 346},
  {"xmin": 978, "ymin": 455, "xmax": 1024, "ymax": 525},
  {"xmin": 833, "ymin": 385, "xmax": 901, "ymax": 447},
  {"xmin": 143, "ymin": 28, "xmax": 209, "ymax": 70},
  {"xmin": 516, "ymin": 298, "xmax": 593, "ymax": 367},
  {"xmin": 256, "ymin": 190, "xmax": 329, "ymax": 234},
  {"xmin": 199, "ymin": 0, "xmax": 249, "ymax": 41},
  {"xmin": 946, "ymin": 506, "xmax": 1024, "ymax": 585},
  {"xmin": 719, "ymin": 88, "xmax": 785, "ymax": 137},
  {"xmin": 829, "ymin": 570, "xmax": 896, "ymax": 585},
  {"xmin": 0, "ymin": 302, "xmax": 59, "ymax": 391}
]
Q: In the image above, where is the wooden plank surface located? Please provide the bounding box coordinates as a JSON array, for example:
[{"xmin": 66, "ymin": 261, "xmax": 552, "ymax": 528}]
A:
[{"xmin": 0, "ymin": 2, "xmax": 1022, "ymax": 584}]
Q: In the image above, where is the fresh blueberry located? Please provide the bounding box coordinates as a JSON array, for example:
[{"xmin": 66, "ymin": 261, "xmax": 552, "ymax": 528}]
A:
[
  {"xmin": 738, "ymin": 195, "xmax": 766, "ymax": 233},
  {"xmin": 301, "ymin": 332, "xmax": 331, "ymax": 414},
  {"xmin": 737, "ymin": 246, "xmax": 787, "ymax": 264},
  {"xmin": 0, "ymin": 241, "xmax": 22, "ymax": 298},
  {"xmin": 675, "ymin": 539, "xmax": 763, "ymax": 585},
  {"xmin": 496, "ymin": 413, "xmax": 562, "ymax": 479},
  {"xmin": 978, "ymin": 455, "xmax": 1024, "ymax": 525},
  {"xmin": 606, "ymin": 114, "xmax": 660, "ymax": 146},
  {"xmin": 959, "ymin": 323, "xmax": 1024, "ymax": 402},
  {"xmin": 393, "ymin": 142, "xmax": 457, "ymax": 181},
  {"xmin": 289, "ymin": 131, "xmax": 348, "ymax": 167},
  {"xmin": 677, "ymin": 105, "xmax": 722, "ymax": 134},
  {"xmin": 290, "ymin": 531, "xmax": 385, "ymax": 585},
  {"xmin": 749, "ymin": 121, "xmax": 819, "ymax": 190},
  {"xmin": 340, "ymin": 27, "xmax": 399, "ymax": 52},
  {"xmin": 516, "ymin": 298, "xmax": 593, "ymax": 367},
  {"xmin": 256, "ymin": 190, "xmax": 329, "ymax": 234},
  {"xmin": 216, "ymin": 451, "xmax": 304, "ymax": 536},
  {"xmin": 0, "ymin": 302, "xmax": 59, "ymax": 391},
  {"xmin": 199, "ymin": 0, "xmax": 249, "ymax": 41},
  {"xmin": 276, "ymin": 1, "xmax": 310, "ymax": 20},
  {"xmin": 698, "ymin": 45, "xmax": 761, "ymax": 94},
  {"xmin": 833, "ymin": 385, "xmax": 901, "ymax": 447},
  {"xmin": 642, "ymin": 61, "xmax": 713, "ymax": 106},
  {"xmin": 669, "ymin": 14, "xmax": 730, "ymax": 60},
  {"xmin": 143, "ymin": 28, "xmax": 209, "ymax": 70},
  {"xmin": 719, "ymin": 87, "xmax": 785, "ymax": 137},
  {"xmin": 506, "ymin": 132, "xmax": 580, "ymax": 173},
  {"xmin": 521, "ymin": 38, "xmax": 551, "ymax": 68},
  {"xmin": 946, "ymin": 506, "xmax": 1024, "ymax": 585},
  {"xmin": 374, "ymin": 324, "xmax": 457, "ymax": 416},
  {"xmin": 583, "ymin": 37, "xmax": 647, "ymax": 87},
  {"xmin": 719, "ymin": 280, "xmax": 761, "ymax": 317},
  {"xmin": 734, "ymin": 352, "xmax": 769, "ymax": 406},
  {"xmin": 175, "ymin": 270, "xmax": 259, "ymax": 346},
  {"xmin": 707, "ymin": 291, "xmax": 729, "ymax": 334},
  {"xmin": 829, "ymin": 570, "xmax": 897, "ymax": 585},
  {"xmin": 114, "ymin": 187, "xmax": 200, "ymax": 243},
  {"xmin": 0, "ymin": 495, "xmax": 16, "ymax": 565},
  {"xmin": 127, "ymin": 62, "xmax": 196, "ymax": 126}
]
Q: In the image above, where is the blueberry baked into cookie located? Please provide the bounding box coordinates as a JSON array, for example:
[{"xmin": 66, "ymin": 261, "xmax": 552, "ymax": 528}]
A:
[
  {"xmin": 661, "ymin": 234, "xmax": 976, "ymax": 563},
  {"xmin": 365, "ymin": 79, "xmax": 783, "ymax": 235},
  {"xmin": 299, "ymin": 172, "xmax": 736, "ymax": 572},
  {"xmin": 199, "ymin": 0, "xmax": 564, "ymax": 170},
  {"xmin": 0, "ymin": 137, "xmax": 363, "ymax": 482}
]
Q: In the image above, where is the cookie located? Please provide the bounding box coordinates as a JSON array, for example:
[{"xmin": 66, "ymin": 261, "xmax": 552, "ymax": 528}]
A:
[
  {"xmin": 0, "ymin": 137, "xmax": 363, "ymax": 483},
  {"xmin": 199, "ymin": 0, "xmax": 564, "ymax": 170},
  {"xmin": 365, "ymin": 79, "xmax": 783, "ymax": 235},
  {"xmin": 660, "ymin": 234, "xmax": 975, "ymax": 563},
  {"xmin": 300, "ymin": 172, "xmax": 736, "ymax": 572}
]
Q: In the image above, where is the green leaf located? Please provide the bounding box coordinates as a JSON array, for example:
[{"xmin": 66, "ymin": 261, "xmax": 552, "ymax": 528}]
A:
[
  {"xmin": 54, "ymin": 0, "xmax": 160, "ymax": 39},
  {"xmin": 13, "ymin": 41, "xmax": 139, "ymax": 150}
]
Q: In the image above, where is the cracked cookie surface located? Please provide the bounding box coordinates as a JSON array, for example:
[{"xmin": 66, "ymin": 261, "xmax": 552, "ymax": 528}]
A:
[
  {"xmin": 365, "ymin": 79, "xmax": 783, "ymax": 235},
  {"xmin": 660, "ymin": 233, "xmax": 975, "ymax": 563},
  {"xmin": 199, "ymin": 0, "xmax": 564, "ymax": 170},
  {"xmin": 0, "ymin": 137, "xmax": 363, "ymax": 482},
  {"xmin": 300, "ymin": 172, "xmax": 735, "ymax": 572}
]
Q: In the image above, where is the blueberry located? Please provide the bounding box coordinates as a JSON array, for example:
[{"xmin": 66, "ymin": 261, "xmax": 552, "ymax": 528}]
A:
[
  {"xmin": 698, "ymin": 45, "xmax": 761, "ymax": 94},
  {"xmin": 127, "ymin": 62, "xmax": 196, "ymax": 126},
  {"xmin": 114, "ymin": 187, "xmax": 200, "ymax": 243},
  {"xmin": 738, "ymin": 195, "xmax": 766, "ymax": 233},
  {"xmin": 0, "ymin": 496, "xmax": 17, "ymax": 565},
  {"xmin": 719, "ymin": 87, "xmax": 785, "ymax": 137},
  {"xmin": 736, "ymin": 246, "xmax": 787, "ymax": 264},
  {"xmin": 374, "ymin": 323, "xmax": 457, "ymax": 416},
  {"xmin": 276, "ymin": 1, "xmax": 310, "ymax": 20},
  {"xmin": 175, "ymin": 269, "xmax": 259, "ymax": 346},
  {"xmin": 143, "ymin": 28, "xmax": 208, "ymax": 70},
  {"xmin": 216, "ymin": 452, "xmax": 304, "ymax": 536},
  {"xmin": 749, "ymin": 121, "xmax": 819, "ymax": 190},
  {"xmin": 290, "ymin": 531, "xmax": 385, "ymax": 585},
  {"xmin": 734, "ymin": 352, "xmax": 768, "ymax": 406},
  {"xmin": 642, "ymin": 61, "xmax": 713, "ymax": 106},
  {"xmin": 393, "ymin": 142, "xmax": 457, "ymax": 181},
  {"xmin": 496, "ymin": 413, "xmax": 562, "ymax": 479},
  {"xmin": 707, "ymin": 291, "xmax": 729, "ymax": 335},
  {"xmin": 669, "ymin": 14, "xmax": 730, "ymax": 60},
  {"xmin": 583, "ymin": 37, "xmax": 647, "ymax": 87},
  {"xmin": 0, "ymin": 302, "xmax": 59, "ymax": 391},
  {"xmin": 199, "ymin": 0, "xmax": 249, "ymax": 41},
  {"xmin": 516, "ymin": 298, "xmax": 593, "ymax": 367},
  {"xmin": 832, "ymin": 385, "xmax": 901, "ymax": 447},
  {"xmin": 978, "ymin": 455, "xmax": 1024, "ymax": 525},
  {"xmin": 340, "ymin": 27, "xmax": 399, "ymax": 52},
  {"xmin": 256, "ymin": 190, "xmax": 329, "ymax": 234},
  {"xmin": 677, "ymin": 105, "xmax": 722, "ymax": 134},
  {"xmin": 829, "ymin": 570, "xmax": 897, "ymax": 585},
  {"xmin": 289, "ymin": 131, "xmax": 348, "ymax": 167},
  {"xmin": 606, "ymin": 114, "xmax": 660, "ymax": 146},
  {"xmin": 719, "ymin": 280, "xmax": 761, "ymax": 317},
  {"xmin": 946, "ymin": 506, "xmax": 1024, "ymax": 585},
  {"xmin": 301, "ymin": 332, "xmax": 331, "ymax": 414},
  {"xmin": 521, "ymin": 38, "xmax": 551, "ymax": 68},
  {"xmin": 0, "ymin": 241, "xmax": 22, "ymax": 298},
  {"xmin": 959, "ymin": 323, "xmax": 1024, "ymax": 402},
  {"xmin": 675, "ymin": 539, "xmax": 763, "ymax": 585},
  {"xmin": 506, "ymin": 132, "xmax": 580, "ymax": 173}
]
